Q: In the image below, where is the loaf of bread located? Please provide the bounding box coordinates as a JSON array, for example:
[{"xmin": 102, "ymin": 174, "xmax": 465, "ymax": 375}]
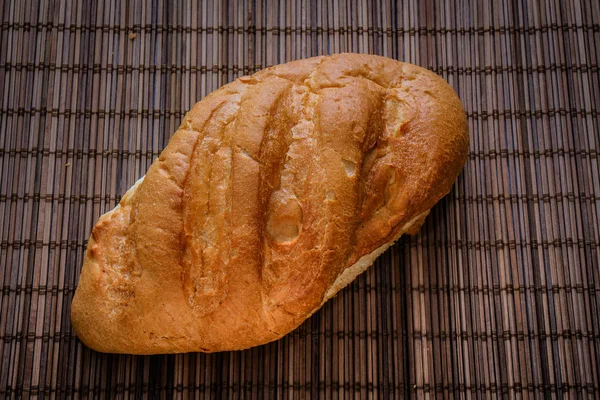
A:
[{"xmin": 71, "ymin": 53, "xmax": 468, "ymax": 354}]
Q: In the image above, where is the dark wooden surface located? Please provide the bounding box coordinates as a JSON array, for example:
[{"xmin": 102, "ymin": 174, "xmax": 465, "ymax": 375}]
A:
[{"xmin": 1, "ymin": 0, "xmax": 599, "ymax": 398}]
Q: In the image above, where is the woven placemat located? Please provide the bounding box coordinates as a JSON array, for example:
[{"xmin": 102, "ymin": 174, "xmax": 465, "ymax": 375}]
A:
[{"xmin": 1, "ymin": 0, "xmax": 599, "ymax": 397}]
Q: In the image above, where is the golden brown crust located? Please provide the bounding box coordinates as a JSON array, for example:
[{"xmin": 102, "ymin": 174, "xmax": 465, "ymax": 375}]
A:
[{"xmin": 71, "ymin": 54, "xmax": 469, "ymax": 354}]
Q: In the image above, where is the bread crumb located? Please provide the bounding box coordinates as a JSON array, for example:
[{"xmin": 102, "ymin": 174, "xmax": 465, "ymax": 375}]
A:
[
  {"xmin": 129, "ymin": 32, "xmax": 136, "ymax": 40},
  {"xmin": 65, "ymin": 162, "xmax": 71, "ymax": 167}
]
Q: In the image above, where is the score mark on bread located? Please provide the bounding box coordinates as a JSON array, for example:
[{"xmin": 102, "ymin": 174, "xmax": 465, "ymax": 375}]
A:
[{"xmin": 71, "ymin": 54, "xmax": 469, "ymax": 354}]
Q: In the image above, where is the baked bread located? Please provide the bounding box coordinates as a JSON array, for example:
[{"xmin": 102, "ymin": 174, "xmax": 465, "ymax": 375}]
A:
[{"xmin": 71, "ymin": 53, "xmax": 469, "ymax": 354}]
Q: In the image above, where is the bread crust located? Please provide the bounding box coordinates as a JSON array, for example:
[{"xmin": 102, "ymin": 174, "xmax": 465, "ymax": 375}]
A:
[{"xmin": 71, "ymin": 54, "xmax": 469, "ymax": 354}]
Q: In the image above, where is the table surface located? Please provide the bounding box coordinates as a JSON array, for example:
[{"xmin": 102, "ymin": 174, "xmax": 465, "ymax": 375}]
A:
[{"xmin": 1, "ymin": 0, "xmax": 599, "ymax": 398}]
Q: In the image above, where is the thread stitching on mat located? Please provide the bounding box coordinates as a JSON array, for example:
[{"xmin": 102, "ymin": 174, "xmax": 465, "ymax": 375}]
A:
[
  {"xmin": 0, "ymin": 149, "xmax": 162, "ymax": 157},
  {"xmin": 2, "ymin": 384, "xmax": 598, "ymax": 396},
  {"xmin": 401, "ymin": 239, "xmax": 600, "ymax": 249},
  {"xmin": 1, "ymin": 108, "xmax": 598, "ymax": 119},
  {"xmin": 2, "ymin": 238, "xmax": 599, "ymax": 251},
  {"xmin": 2, "ymin": 285, "xmax": 76, "ymax": 295},
  {"xmin": 0, "ymin": 63, "xmax": 259, "ymax": 74},
  {"xmin": 2, "ymin": 329, "xmax": 600, "ymax": 343},
  {"xmin": 2, "ymin": 192, "xmax": 599, "ymax": 205},
  {"xmin": 407, "ymin": 284, "xmax": 599, "ymax": 295},
  {"xmin": 467, "ymin": 149, "xmax": 599, "ymax": 159},
  {"xmin": 2, "ymin": 384, "xmax": 599, "ymax": 396},
  {"xmin": 455, "ymin": 193, "xmax": 600, "ymax": 202},
  {"xmin": 1, "ymin": 62, "xmax": 598, "ymax": 75},
  {"xmin": 1, "ymin": 22, "xmax": 599, "ymax": 35},
  {"xmin": 3, "ymin": 284, "xmax": 599, "ymax": 298},
  {"xmin": 467, "ymin": 109, "xmax": 599, "ymax": 119},
  {"xmin": 1, "ymin": 149, "xmax": 598, "ymax": 160}
]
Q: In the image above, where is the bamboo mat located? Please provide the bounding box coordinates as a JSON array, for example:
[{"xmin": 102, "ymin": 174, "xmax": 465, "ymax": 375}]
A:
[{"xmin": 1, "ymin": 0, "xmax": 599, "ymax": 398}]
